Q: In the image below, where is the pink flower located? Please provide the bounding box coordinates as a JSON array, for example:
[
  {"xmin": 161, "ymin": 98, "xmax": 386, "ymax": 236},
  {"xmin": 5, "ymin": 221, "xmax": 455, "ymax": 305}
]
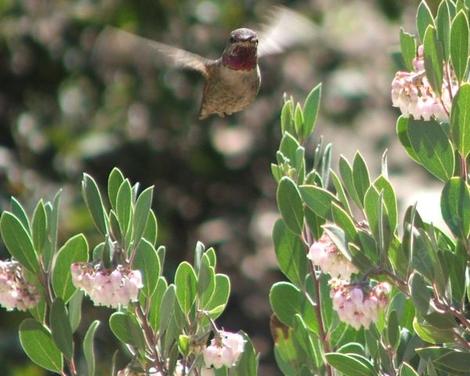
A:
[
  {"xmin": 0, "ymin": 260, "xmax": 40, "ymax": 311},
  {"xmin": 71, "ymin": 263, "xmax": 143, "ymax": 308},
  {"xmin": 307, "ymin": 233, "xmax": 358, "ymax": 279},
  {"xmin": 329, "ymin": 280, "xmax": 391, "ymax": 330},
  {"xmin": 391, "ymin": 44, "xmax": 456, "ymax": 121}
]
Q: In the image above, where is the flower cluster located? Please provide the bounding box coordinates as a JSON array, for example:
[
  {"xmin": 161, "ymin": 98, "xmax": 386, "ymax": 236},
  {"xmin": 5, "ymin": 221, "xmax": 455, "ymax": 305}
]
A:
[
  {"xmin": 391, "ymin": 45, "xmax": 456, "ymax": 121},
  {"xmin": 0, "ymin": 260, "xmax": 40, "ymax": 311},
  {"xmin": 307, "ymin": 233, "xmax": 358, "ymax": 279},
  {"xmin": 330, "ymin": 279, "xmax": 391, "ymax": 330},
  {"xmin": 71, "ymin": 263, "xmax": 143, "ymax": 308},
  {"xmin": 203, "ymin": 331, "xmax": 245, "ymax": 369}
]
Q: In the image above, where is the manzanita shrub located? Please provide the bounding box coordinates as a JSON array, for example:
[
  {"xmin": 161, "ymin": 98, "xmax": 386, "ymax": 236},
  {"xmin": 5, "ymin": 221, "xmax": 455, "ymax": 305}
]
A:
[
  {"xmin": 0, "ymin": 168, "xmax": 258, "ymax": 375},
  {"xmin": 269, "ymin": 1, "xmax": 470, "ymax": 375},
  {"xmin": 1, "ymin": 1, "xmax": 470, "ymax": 375}
]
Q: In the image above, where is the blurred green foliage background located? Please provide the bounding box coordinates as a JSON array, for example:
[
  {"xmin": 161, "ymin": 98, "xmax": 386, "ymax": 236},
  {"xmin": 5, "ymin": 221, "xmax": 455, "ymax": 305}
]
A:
[{"xmin": 0, "ymin": 0, "xmax": 440, "ymax": 374}]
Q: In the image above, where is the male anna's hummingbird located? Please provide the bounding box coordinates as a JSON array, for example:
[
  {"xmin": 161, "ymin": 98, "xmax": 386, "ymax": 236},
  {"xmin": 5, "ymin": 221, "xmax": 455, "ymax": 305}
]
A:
[{"xmin": 94, "ymin": 7, "xmax": 317, "ymax": 119}]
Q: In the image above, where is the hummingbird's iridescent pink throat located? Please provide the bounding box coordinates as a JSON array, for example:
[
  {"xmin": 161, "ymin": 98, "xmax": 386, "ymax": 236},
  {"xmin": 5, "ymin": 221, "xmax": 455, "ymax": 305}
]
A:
[{"xmin": 222, "ymin": 46, "xmax": 257, "ymax": 70}]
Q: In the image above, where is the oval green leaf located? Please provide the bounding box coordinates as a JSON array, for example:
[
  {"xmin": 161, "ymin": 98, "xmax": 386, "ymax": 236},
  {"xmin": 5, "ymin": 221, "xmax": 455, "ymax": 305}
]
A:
[{"xmin": 19, "ymin": 319, "xmax": 63, "ymax": 373}]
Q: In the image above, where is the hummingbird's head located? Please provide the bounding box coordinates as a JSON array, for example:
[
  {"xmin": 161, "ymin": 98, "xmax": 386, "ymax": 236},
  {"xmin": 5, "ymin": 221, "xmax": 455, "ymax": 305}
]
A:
[{"xmin": 222, "ymin": 28, "xmax": 258, "ymax": 70}]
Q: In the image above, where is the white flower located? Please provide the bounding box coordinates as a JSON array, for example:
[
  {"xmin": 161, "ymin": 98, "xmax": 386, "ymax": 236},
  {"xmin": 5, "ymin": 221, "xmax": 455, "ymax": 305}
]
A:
[
  {"xmin": 307, "ymin": 233, "xmax": 358, "ymax": 280},
  {"xmin": 0, "ymin": 260, "xmax": 40, "ymax": 311},
  {"xmin": 71, "ymin": 263, "xmax": 143, "ymax": 308},
  {"xmin": 203, "ymin": 331, "xmax": 245, "ymax": 369}
]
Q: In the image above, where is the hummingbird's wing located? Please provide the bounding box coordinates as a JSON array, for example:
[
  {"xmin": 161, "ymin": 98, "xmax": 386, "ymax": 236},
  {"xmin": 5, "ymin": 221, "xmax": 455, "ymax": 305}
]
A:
[
  {"xmin": 93, "ymin": 27, "xmax": 213, "ymax": 78},
  {"xmin": 257, "ymin": 7, "xmax": 318, "ymax": 57}
]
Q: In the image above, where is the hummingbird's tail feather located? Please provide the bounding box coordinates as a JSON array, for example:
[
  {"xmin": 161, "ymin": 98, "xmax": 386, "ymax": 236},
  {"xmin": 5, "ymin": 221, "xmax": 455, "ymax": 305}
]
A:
[
  {"xmin": 92, "ymin": 27, "xmax": 212, "ymax": 77},
  {"xmin": 257, "ymin": 6, "xmax": 318, "ymax": 57}
]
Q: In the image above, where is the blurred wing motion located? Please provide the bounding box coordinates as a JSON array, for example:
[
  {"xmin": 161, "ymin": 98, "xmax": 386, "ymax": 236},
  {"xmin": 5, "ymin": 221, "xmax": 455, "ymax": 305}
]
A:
[
  {"xmin": 257, "ymin": 6, "xmax": 318, "ymax": 57},
  {"xmin": 92, "ymin": 27, "xmax": 212, "ymax": 77}
]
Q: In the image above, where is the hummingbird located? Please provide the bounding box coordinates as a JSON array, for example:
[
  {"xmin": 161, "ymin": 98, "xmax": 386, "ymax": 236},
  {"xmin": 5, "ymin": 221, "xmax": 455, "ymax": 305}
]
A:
[{"xmin": 93, "ymin": 7, "xmax": 317, "ymax": 119}]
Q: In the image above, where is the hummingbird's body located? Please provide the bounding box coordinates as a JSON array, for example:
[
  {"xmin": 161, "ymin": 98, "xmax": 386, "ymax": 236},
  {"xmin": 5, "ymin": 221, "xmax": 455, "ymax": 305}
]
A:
[
  {"xmin": 199, "ymin": 29, "xmax": 261, "ymax": 119},
  {"xmin": 94, "ymin": 7, "xmax": 317, "ymax": 119},
  {"xmin": 200, "ymin": 61, "xmax": 261, "ymax": 119}
]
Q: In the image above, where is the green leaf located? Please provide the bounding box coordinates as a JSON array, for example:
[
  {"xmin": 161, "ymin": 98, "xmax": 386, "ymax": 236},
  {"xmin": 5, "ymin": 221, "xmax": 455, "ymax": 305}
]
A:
[
  {"xmin": 82, "ymin": 174, "xmax": 108, "ymax": 235},
  {"xmin": 417, "ymin": 1, "xmax": 435, "ymax": 42},
  {"xmin": 29, "ymin": 299, "xmax": 47, "ymax": 324},
  {"xmin": 339, "ymin": 156, "xmax": 362, "ymax": 208},
  {"xmin": 143, "ymin": 210, "xmax": 158, "ymax": 246},
  {"xmin": 277, "ymin": 177, "xmax": 304, "ymax": 235},
  {"xmin": 133, "ymin": 186, "xmax": 154, "ymax": 246},
  {"xmin": 400, "ymin": 363, "xmax": 419, "ymax": 376},
  {"xmin": 396, "ymin": 116, "xmax": 421, "ymax": 163},
  {"xmin": 205, "ymin": 274, "xmax": 230, "ymax": 319},
  {"xmin": 410, "ymin": 272, "xmax": 432, "ymax": 314},
  {"xmin": 400, "ymin": 28, "xmax": 417, "ymax": 71},
  {"xmin": 175, "ymin": 262, "xmax": 197, "ymax": 314},
  {"xmin": 294, "ymin": 103, "xmax": 304, "ymax": 137},
  {"xmin": 424, "ymin": 25, "xmax": 444, "ymax": 96},
  {"xmin": 0, "ymin": 211, "xmax": 38, "ymax": 272},
  {"xmin": 433, "ymin": 350, "xmax": 470, "ymax": 373},
  {"xmin": 364, "ymin": 186, "xmax": 381, "ymax": 242},
  {"xmin": 407, "ymin": 119, "xmax": 455, "ymax": 181},
  {"xmin": 337, "ymin": 342, "xmax": 365, "ymax": 355},
  {"xmin": 83, "ymin": 320, "xmax": 100, "ymax": 376},
  {"xmin": 413, "ymin": 317, "xmax": 455, "ymax": 343},
  {"xmin": 273, "ymin": 219, "xmax": 308, "ymax": 287},
  {"xmin": 197, "ymin": 253, "xmax": 215, "ymax": 307},
  {"xmin": 330, "ymin": 170, "xmax": 352, "ymax": 216},
  {"xmin": 32, "ymin": 200, "xmax": 47, "ymax": 255},
  {"xmin": 302, "ymin": 83, "xmax": 322, "ymax": 139},
  {"xmin": 325, "ymin": 352, "xmax": 375, "ymax": 376},
  {"xmin": 412, "ymin": 229, "xmax": 436, "ymax": 281},
  {"xmin": 331, "ymin": 202, "xmax": 357, "ymax": 241},
  {"xmin": 451, "ymin": 83, "xmax": 470, "ymax": 157},
  {"xmin": 387, "ymin": 310, "xmax": 400, "ymax": 350},
  {"xmin": 352, "ymin": 153, "xmax": 371, "ymax": 206},
  {"xmin": 300, "ymin": 185, "xmax": 339, "ymax": 219},
  {"xmin": 68, "ymin": 290, "xmax": 83, "ymax": 333},
  {"xmin": 374, "ymin": 176, "xmax": 398, "ymax": 232},
  {"xmin": 158, "ymin": 284, "xmax": 176, "ymax": 334},
  {"xmin": 50, "ymin": 298, "xmax": 73, "ymax": 360},
  {"xmin": 437, "ymin": 0, "xmax": 451, "ymax": 59},
  {"xmin": 109, "ymin": 312, "xmax": 145, "ymax": 349},
  {"xmin": 116, "ymin": 179, "xmax": 132, "ymax": 238},
  {"xmin": 108, "ymin": 167, "xmax": 124, "ymax": 210},
  {"xmin": 281, "ymin": 99, "xmax": 294, "ymax": 135},
  {"xmin": 52, "ymin": 234, "xmax": 89, "ymax": 303},
  {"xmin": 148, "ymin": 276, "xmax": 168, "ymax": 330},
  {"xmin": 441, "ymin": 177, "xmax": 470, "ymax": 236},
  {"xmin": 19, "ymin": 319, "xmax": 63, "ymax": 373},
  {"xmin": 133, "ymin": 238, "xmax": 160, "ymax": 298},
  {"xmin": 450, "ymin": 10, "xmax": 469, "ymax": 82},
  {"xmin": 45, "ymin": 190, "xmax": 62, "ymax": 266},
  {"xmin": 269, "ymin": 282, "xmax": 318, "ymax": 334},
  {"xmin": 11, "ymin": 197, "xmax": 31, "ymax": 233}
]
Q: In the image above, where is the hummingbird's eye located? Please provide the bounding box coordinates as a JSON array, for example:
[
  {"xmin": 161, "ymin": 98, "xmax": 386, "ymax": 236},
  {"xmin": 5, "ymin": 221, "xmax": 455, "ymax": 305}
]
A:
[{"xmin": 230, "ymin": 36, "xmax": 236, "ymax": 43}]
